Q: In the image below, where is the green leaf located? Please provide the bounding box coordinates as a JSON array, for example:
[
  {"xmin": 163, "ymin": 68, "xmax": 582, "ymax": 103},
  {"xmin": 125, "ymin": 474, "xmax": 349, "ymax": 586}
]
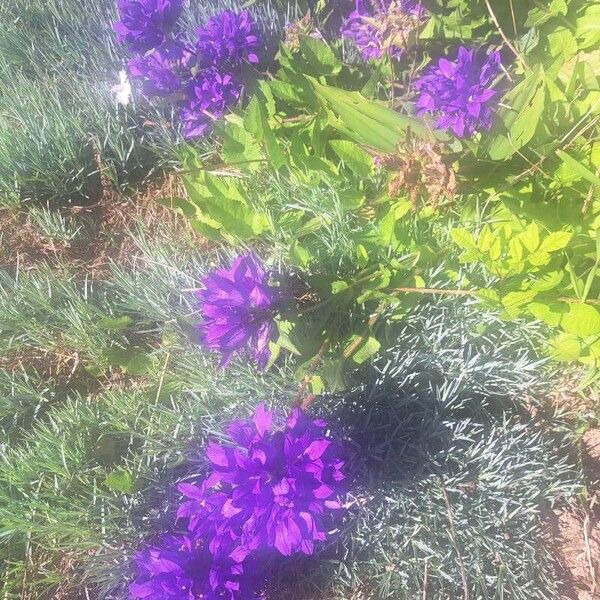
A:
[
  {"xmin": 216, "ymin": 121, "xmax": 262, "ymax": 170},
  {"xmin": 530, "ymin": 270, "xmax": 564, "ymax": 292},
  {"xmin": 299, "ymin": 35, "xmax": 341, "ymax": 75},
  {"xmin": 269, "ymin": 79, "xmax": 305, "ymax": 104},
  {"xmin": 487, "ymin": 65, "xmax": 546, "ymax": 161},
  {"xmin": 356, "ymin": 244, "xmax": 369, "ymax": 268},
  {"xmin": 561, "ymin": 304, "xmax": 600, "ymax": 336},
  {"xmin": 329, "ymin": 139, "xmax": 373, "ymax": 178},
  {"xmin": 97, "ymin": 315, "xmax": 132, "ymax": 330},
  {"xmin": 575, "ymin": 5, "xmax": 600, "ymax": 50},
  {"xmin": 244, "ymin": 94, "xmax": 287, "ymax": 170},
  {"xmin": 103, "ymin": 347, "xmax": 134, "ymax": 367},
  {"xmin": 549, "ymin": 333, "xmax": 582, "ymax": 361},
  {"xmin": 125, "ymin": 354, "xmax": 154, "ymax": 376},
  {"xmin": 331, "ymin": 281, "xmax": 349, "ymax": 294},
  {"xmin": 451, "ymin": 228, "xmax": 477, "ymax": 250},
  {"xmin": 501, "ymin": 290, "xmax": 538, "ymax": 318},
  {"xmin": 289, "ymin": 240, "xmax": 312, "ymax": 267},
  {"xmin": 104, "ymin": 470, "xmax": 135, "ymax": 493},
  {"xmin": 321, "ymin": 357, "xmax": 348, "ymax": 392},
  {"xmin": 350, "ymin": 336, "xmax": 381, "ymax": 364},
  {"xmin": 155, "ymin": 196, "xmax": 198, "ymax": 219},
  {"xmin": 519, "ymin": 222, "xmax": 540, "ymax": 253},
  {"xmin": 538, "ymin": 230, "xmax": 573, "ymax": 252},
  {"xmin": 528, "ymin": 301, "xmax": 568, "ymax": 327},
  {"xmin": 556, "ymin": 150, "xmax": 600, "ymax": 187},
  {"xmin": 309, "ymin": 78, "xmax": 435, "ymax": 152},
  {"xmin": 525, "ymin": 0, "xmax": 567, "ymax": 27}
]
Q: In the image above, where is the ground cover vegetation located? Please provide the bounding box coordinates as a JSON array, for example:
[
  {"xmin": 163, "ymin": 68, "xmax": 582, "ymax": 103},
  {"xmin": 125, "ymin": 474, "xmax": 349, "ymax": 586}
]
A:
[{"xmin": 1, "ymin": 0, "xmax": 600, "ymax": 599}]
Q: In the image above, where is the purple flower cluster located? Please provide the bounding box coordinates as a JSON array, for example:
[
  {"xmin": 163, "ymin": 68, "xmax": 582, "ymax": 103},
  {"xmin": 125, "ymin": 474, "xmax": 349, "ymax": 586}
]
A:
[
  {"xmin": 114, "ymin": 0, "xmax": 184, "ymax": 53},
  {"xmin": 415, "ymin": 46, "xmax": 501, "ymax": 137},
  {"xmin": 130, "ymin": 405, "xmax": 346, "ymax": 600},
  {"xmin": 113, "ymin": 2, "xmax": 262, "ymax": 138},
  {"xmin": 196, "ymin": 11, "xmax": 261, "ymax": 69},
  {"xmin": 341, "ymin": 0, "xmax": 426, "ymax": 61},
  {"xmin": 198, "ymin": 254, "xmax": 277, "ymax": 370}
]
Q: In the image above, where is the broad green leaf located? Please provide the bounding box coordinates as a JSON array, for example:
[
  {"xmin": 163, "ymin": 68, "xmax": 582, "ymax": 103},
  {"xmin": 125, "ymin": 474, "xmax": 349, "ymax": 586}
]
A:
[
  {"xmin": 349, "ymin": 336, "xmax": 381, "ymax": 364},
  {"xmin": 104, "ymin": 470, "xmax": 135, "ymax": 493},
  {"xmin": 269, "ymin": 79, "xmax": 305, "ymax": 104},
  {"xmin": 321, "ymin": 357, "xmax": 348, "ymax": 392},
  {"xmin": 203, "ymin": 197, "xmax": 261, "ymax": 240},
  {"xmin": 487, "ymin": 65, "xmax": 546, "ymax": 161},
  {"xmin": 309, "ymin": 78, "xmax": 434, "ymax": 152},
  {"xmin": 329, "ymin": 140, "xmax": 373, "ymax": 178},
  {"xmin": 530, "ymin": 270, "xmax": 564, "ymax": 291},
  {"xmin": 549, "ymin": 333, "xmax": 582, "ymax": 361},
  {"xmin": 103, "ymin": 347, "xmax": 134, "ymax": 367},
  {"xmin": 525, "ymin": 0, "xmax": 567, "ymax": 27},
  {"xmin": 502, "ymin": 290, "xmax": 537, "ymax": 318},
  {"xmin": 216, "ymin": 121, "xmax": 262, "ymax": 170},
  {"xmin": 331, "ymin": 281, "xmax": 349, "ymax": 294},
  {"xmin": 477, "ymin": 225, "xmax": 495, "ymax": 252},
  {"xmin": 356, "ymin": 244, "xmax": 369, "ymax": 268},
  {"xmin": 538, "ymin": 230, "xmax": 573, "ymax": 252},
  {"xmin": 477, "ymin": 289, "xmax": 500, "ymax": 305},
  {"xmin": 289, "ymin": 240, "xmax": 312, "ymax": 267},
  {"xmin": 528, "ymin": 301, "xmax": 568, "ymax": 327},
  {"xmin": 561, "ymin": 303, "xmax": 600, "ymax": 336},
  {"xmin": 556, "ymin": 150, "xmax": 600, "ymax": 187},
  {"xmin": 126, "ymin": 354, "xmax": 154, "ymax": 376},
  {"xmin": 576, "ymin": 5, "xmax": 600, "ymax": 50},
  {"xmin": 341, "ymin": 190, "xmax": 365, "ymax": 211},
  {"xmin": 97, "ymin": 315, "xmax": 132, "ymax": 330},
  {"xmin": 299, "ymin": 35, "xmax": 341, "ymax": 75},
  {"xmin": 309, "ymin": 375, "xmax": 325, "ymax": 395},
  {"xmin": 527, "ymin": 250, "xmax": 552, "ymax": 267},
  {"xmin": 244, "ymin": 94, "xmax": 287, "ymax": 170},
  {"xmin": 451, "ymin": 228, "xmax": 477, "ymax": 250},
  {"xmin": 155, "ymin": 196, "xmax": 197, "ymax": 219},
  {"xmin": 546, "ymin": 28, "xmax": 578, "ymax": 79}
]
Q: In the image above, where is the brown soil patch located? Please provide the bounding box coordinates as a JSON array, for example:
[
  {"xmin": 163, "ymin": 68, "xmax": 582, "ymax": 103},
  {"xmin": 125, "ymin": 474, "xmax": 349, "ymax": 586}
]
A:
[
  {"xmin": 547, "ymin": 369, "xmax": 598, "ymax": 416},
  {"xmin": 544, "ymin": 505, "xmax": 600, "ymax": 600},
  {"xmin": 0, "ymin": 173, "xmax": 204, "ymax": 278},
  {"xmin": 544, "ymin": 428, "xmax": 600, "ymax": 600},
  {"xmin": 584, "ymin": 429, "xmax": 600, "ymax": 476}
]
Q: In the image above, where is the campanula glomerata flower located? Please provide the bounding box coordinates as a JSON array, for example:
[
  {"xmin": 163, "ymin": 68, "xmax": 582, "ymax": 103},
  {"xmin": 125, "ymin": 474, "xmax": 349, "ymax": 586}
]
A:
[
  {"xmin": 114, "ymin": 0, "xmax": 184, "ymax": 53},
  {"xmin": 415, "ymin": 46, "xmax": 501, "ymax": 137},
  {"xmin": 196, "ymin": 10, "xmax": 261, "ymax": 69},
  {"xmin": 197, "ymin": 255, "xmax": 277, "ymax": 368}
]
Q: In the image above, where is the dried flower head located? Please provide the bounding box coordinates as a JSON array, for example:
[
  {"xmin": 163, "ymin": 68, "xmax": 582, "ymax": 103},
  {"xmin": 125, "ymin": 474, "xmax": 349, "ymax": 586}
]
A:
[
  {"xmin": 284, "ymin": 13, "xmax": 323, "ymax": 51},
  {"xmin": 378, "ymin": 133, "xmax": 457, "ymax": 211},
  {"xmin": 341, "ymin": 0, "xmax": 426, "ymax": 61},
  {"xmin": 415, "ymin": 46, "xmax": 501, "ymax": 137},
  {"xmin": 197, "ymin": 254, "xmax": 277, "ymax": 368}
]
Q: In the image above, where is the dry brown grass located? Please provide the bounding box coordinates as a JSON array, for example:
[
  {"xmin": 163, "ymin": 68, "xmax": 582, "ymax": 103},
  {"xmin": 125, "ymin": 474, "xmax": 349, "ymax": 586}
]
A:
[{"xmin": 0, "ymin": 173, "xmax": 202, "ymax": 278}]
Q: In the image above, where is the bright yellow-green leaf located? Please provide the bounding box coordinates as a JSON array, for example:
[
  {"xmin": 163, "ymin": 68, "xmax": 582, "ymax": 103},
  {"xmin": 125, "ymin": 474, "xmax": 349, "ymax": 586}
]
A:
[
  {"xmin": 528, "ymin": 301, "xmax": 568, "ymax": 327},
  {"xmin": 539, "ymin": 230, "xmax": 573, "ymax": 252},
  {"xmin": 549, "ymin": 333, "xmax": 582, "ymax": 361},
  {"xmin": 451, "ymin": 228, "xmax": 476, "ymax": 250},
  {"xmin": 519, "ymin": 222, "xmax": 540, "ymax": 253},
  {"xmin": 561, "ymin": 303, "xmax": 600, "ymax": 336}
]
